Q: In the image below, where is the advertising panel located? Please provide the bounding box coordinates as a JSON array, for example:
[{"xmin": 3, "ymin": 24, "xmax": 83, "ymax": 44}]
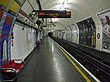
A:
[
  {"xmin": 9, "ymin": 0, "xmax": 20, "ymax": 14},
  {"xmin": 76, "ymin": 17, "xmax": 96, "ymax": 47},
  {"xmin": 97, "ymin": 9, "xmax": 110, "ymax": 52},
  {"xmin": 0, "ymin": 0, "xmax": 8, "ymax": 7}
]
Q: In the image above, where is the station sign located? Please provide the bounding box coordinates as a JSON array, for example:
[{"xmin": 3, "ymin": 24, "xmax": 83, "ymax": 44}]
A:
[{"xmin": 33, "ymin": 10, "xmax": 71, "ymax": 18}]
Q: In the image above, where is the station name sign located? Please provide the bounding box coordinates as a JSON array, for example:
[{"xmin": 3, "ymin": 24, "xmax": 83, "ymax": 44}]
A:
[{"xmin": 33, "ymin": 10, "xmax": 71, "ymax": 18}]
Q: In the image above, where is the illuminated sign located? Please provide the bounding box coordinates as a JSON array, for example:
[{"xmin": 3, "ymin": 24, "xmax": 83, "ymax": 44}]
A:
[{"xmin": 33, "ymin": 10, "xmax": 71, "ymax": 18}]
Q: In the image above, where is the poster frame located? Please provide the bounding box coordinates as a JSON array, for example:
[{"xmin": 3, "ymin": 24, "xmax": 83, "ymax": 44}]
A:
[
  {"xmin": 75, "ymin": 16, "xmax": 96, "ymax": 48},
  {"xmin": 97, "ymin": 8, "xmax": 110, "ymax": 53}
]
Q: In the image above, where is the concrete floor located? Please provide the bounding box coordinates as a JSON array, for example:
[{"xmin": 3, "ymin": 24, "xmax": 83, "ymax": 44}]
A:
[{"xmin": 17, "ymin": 37, "xmax": 96, "ymax": 82}]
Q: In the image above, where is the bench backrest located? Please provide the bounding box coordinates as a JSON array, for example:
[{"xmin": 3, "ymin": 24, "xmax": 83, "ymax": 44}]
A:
[{"xmin": 2, "ymin": 60, "xmax": 15, "ymax": 68}]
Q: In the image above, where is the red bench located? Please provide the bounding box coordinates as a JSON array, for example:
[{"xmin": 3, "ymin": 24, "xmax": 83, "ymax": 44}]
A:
[{"xmin": 1, "ymin": 59, "xmax": 25, "ymax": 82}]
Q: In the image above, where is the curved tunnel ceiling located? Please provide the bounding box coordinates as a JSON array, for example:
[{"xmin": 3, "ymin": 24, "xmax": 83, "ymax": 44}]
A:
[
  {"xmin": 21, "ymin": 0, "xmax": 110, "ymax": 30},
  {"xmin": 40, "ymin": 0, "xmax": 110, "ymax": 27}
]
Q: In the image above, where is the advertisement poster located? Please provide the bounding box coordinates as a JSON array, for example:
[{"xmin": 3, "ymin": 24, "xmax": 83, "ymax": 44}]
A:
[
  {"xmin": 0, "ymin": 0, "xmax": 8, "ymax": 7},
  {"xmin": 97, "ymin": 9, "xmax": 110, "ymax": 51},
  {"xmin": 71, "ymin": 24, "xmax": 78, "ymax": 43},
  {"xmin": 9, "ymin": 0, "xmax": 20, "ymax": 14},
  {"xmin": 65, "ymin": 26, "xmax": 72, "ymax": 42},
  {"xmin": 76, "ymin": 17, "xmax": 96, "ymax": 48}
]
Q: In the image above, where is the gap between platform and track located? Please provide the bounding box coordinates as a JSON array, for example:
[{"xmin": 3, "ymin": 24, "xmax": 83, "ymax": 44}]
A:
[{"xmin": 52, "ymin": 38, "xmax": 100, "ymax": 82}]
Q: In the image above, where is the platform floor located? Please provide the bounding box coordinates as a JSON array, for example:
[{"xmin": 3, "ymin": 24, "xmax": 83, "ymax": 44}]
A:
[{"xmin": 17, "ymin": 37, "xmax": 96, "ymax": 82}]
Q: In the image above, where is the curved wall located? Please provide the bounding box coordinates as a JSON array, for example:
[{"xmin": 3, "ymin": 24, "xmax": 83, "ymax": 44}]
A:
[{"xmin": 11, "ymin": 22, "xmax": 36, "ymax": 60}]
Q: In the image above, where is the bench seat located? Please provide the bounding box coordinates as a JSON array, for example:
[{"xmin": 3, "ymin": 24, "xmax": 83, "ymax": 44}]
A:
[{"xmin": 1, "ymin": 59, "xmax": 25, "ymax": 81}]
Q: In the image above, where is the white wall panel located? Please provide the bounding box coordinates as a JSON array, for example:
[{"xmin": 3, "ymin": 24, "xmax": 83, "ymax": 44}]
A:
[
  {"xmin": 11, "ymin": 23, "xmax": 22, "ymax": 59},
  {"xmin": 11, "ymin": 22, "xmax": 36, "ymax": 60}
]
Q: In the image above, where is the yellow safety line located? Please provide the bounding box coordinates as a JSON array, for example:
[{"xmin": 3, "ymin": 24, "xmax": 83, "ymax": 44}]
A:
[{"xmin": 55, "ymin": 42, "xmax": 91, "ymax": 82}]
